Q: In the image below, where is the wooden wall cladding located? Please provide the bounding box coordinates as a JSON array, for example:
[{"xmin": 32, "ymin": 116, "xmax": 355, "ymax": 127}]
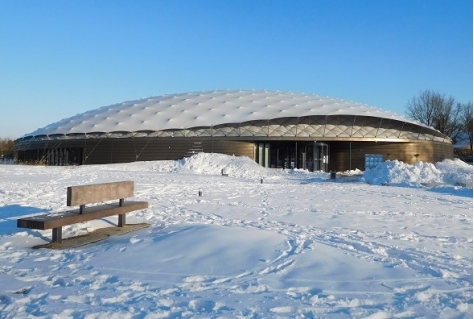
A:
[{"xmin": 329, "ymin": 141, "xmax": 454, "ymax": 171}]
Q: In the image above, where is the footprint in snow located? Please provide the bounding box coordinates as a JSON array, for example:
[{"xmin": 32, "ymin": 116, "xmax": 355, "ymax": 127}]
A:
[{"xmin": 8, "ymin": 286, "xmax": 33, "ymax": 295}]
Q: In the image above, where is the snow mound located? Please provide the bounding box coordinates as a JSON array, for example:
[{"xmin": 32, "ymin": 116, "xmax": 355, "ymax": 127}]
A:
[
  {"xmin": 435, "ymin": 159, "xmax": 473, "ymax": 185},
  {"xmin": 179, "ymin": 153, "xmax": 278, "ymax": 178},
  {"xmin": 98, "ymin": 224, "xmax": 288, "ymax": 279},
  {"xmin": 363, "ymin": 159, "xmax": 473, "ymax": 188},
  {"xmin": 93, "ymin": 153, "xmax": 279, "ymax": 179}
]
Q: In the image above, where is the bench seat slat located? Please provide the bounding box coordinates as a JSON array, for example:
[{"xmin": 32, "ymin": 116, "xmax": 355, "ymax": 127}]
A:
[
  {"xmin": 67, "ymin": 181, "xmax": 135, "ymax": 207},
  {"xmin": 17, "ymin": 201, "xmax": 148, "ymax": 230}
]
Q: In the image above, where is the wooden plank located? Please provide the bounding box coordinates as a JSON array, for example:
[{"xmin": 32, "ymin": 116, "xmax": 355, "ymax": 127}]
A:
[
  {"xmin": 17, "ymin": 201, "xmax": 148, "ymax": 230},
  {"xmin": 67, "ymin": 181, "xmax": 135, "ymax": 206}
]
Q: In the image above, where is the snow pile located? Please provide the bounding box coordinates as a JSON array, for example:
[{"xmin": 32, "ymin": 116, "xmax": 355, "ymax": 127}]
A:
[
  {"xmin": 93, "ymin": 153, "xmax": 276, "ymax": 179},
  {"xmin": 364, "ymin": 159, "xmax": 473, "ymax": 187},
  {"xmin": 435, "ymin": 159, "xmax": 473, "ymax": 185},
  {"xmin": 179, "ymin": 153, "xmax": 276, "ymax": 178},
  {"xmin": 128, "ymin": 153, "xmax": 284, "ymax": 179}
]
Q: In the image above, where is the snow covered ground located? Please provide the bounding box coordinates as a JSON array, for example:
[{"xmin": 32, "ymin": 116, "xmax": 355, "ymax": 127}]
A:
[{"xmin": 0, "ymin": 154, "xmax": 472, "ymax": 318}]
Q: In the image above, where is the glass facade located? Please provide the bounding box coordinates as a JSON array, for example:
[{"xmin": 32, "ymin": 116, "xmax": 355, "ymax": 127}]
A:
[
  {"xmin": 256, "ymin": 141, "xmax": 329, "ymax": 172},
  {"xmin": 364, "ymin": 154, "xmax": 384, "ymax": 169}
]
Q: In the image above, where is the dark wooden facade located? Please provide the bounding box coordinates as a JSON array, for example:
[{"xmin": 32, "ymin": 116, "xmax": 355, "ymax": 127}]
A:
[
  {"xmin": 328, "ymin": 141, "xmax": 454, "ymax": 171},
  {"xmin": 15, "ymin": 138, "xmax": 255, "ymax": 166},
  {"xmin": 15, "ymin": 136, "xmax": 453, "ymax": 172}
]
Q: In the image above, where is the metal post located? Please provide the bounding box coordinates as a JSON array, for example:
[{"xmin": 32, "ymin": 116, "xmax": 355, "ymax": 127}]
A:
[
  {"xmin": 349, "ymin": 142, "xmax": 352, "ymax": 171},
  {"xmin": 264, "ymin": 143, "xmax": 270, "ymax": 168},
  {"xmin": 295, "ymin": 142, "xmax": 297, "ymax": 169},
  {"xmin": 276, "ymin": 148, "xmax": 279, "ymax": 168},
  {"xmin": 118, "ymin": 214, "xmax": 126, "ymax": 227},
  {"xmin": 52, "ymin": 227, "xmax": 62, "ymax": 243}
]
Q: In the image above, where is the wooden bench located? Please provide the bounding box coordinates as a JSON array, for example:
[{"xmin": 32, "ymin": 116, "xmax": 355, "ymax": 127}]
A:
[{"xmin": 17, "ymin": 181, "xmax": 148, "ymax": 244}]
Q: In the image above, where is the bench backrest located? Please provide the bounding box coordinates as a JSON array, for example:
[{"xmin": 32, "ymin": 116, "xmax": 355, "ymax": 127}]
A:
[{"xmin": 67, "ymin": 181, "xmax": 135, "ymax": 206}]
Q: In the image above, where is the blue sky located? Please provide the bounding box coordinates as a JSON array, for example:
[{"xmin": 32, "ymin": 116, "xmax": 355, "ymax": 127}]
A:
[{"xmin": 0, "ymin": 0, "xmax": 472, "ymax": 138}]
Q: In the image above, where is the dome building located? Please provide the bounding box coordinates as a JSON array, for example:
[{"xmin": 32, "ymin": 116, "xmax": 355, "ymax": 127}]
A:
[{"xmin": 15, "ymin": 90, "xmax": 453, "ymax": 171}]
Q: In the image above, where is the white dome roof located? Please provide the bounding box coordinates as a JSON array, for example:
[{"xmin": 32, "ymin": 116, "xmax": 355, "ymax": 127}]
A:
[{"xmin": 25, "ymin": 90, "xmax": 434, "ymax": 137}]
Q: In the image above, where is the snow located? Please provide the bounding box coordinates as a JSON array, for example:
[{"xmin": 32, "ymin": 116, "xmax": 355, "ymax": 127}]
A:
[
  {"xmin": 0, "ymin": 153, "xmax": 472, "ymax": 318},
  {"xmin": 363, "ymin": 159, "xmax": 473, "ymax": 189}
]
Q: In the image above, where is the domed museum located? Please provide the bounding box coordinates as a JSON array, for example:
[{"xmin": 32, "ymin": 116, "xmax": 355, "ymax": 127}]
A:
[{"xmin": 15, "ymin": 90, "xmax": 453, "ymax": 171}]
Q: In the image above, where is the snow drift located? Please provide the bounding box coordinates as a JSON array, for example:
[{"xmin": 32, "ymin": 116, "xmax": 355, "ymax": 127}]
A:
[{"xmin": 363, "ymin": 159, "xmax": 473, "ymax": 188}]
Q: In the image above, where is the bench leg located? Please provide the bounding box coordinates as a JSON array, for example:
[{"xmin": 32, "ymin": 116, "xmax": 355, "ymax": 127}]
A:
[
  {"xmin": 52, "ymin": 227, "xmax": 62, "ymax": 243},
  {"xmin": 118, "ymin": 214, "xmax": 126, "ymax": 227}
]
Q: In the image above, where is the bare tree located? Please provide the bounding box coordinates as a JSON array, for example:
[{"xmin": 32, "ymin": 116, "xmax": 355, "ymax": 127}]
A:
[
  {"xmin": 459, "ymin": 101, "xmax": 473, "ymax": 152},
  {"xmin": 406, "ymin": 90, "xmax": 462, "ymax": 142},
  {"xmin": 0, "ymin": 138, "xmax": 15, "ymax": 160}
]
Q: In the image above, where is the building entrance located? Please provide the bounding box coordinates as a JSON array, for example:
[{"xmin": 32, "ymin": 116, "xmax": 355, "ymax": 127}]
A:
[
  {"xmin": 261, "ymin": 141, "xmax": 329, "ymax": 172},
  {"xmin": 313, "ymin": 142, "xmax": 329, "ymax": 171}
]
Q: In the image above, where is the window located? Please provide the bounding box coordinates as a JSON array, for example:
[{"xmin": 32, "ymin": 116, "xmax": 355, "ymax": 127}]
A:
[{"xmin": 365, "ymin": 154, "xmax": 384, "ymax": 170}]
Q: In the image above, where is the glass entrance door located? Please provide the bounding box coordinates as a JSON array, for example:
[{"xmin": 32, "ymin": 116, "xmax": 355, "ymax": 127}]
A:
[
  {"xmin": 264, "ymin": 141, "xmax": 329, "ymax": 171},
  {"xmin": 313, "ymin": 142, "xmax": 329, "ymax": 172}
]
